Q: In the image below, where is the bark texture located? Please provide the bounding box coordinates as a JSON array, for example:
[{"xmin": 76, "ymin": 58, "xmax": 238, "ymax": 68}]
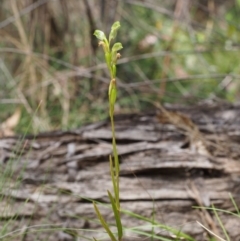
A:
[{"xmin": 1, "ymin": 101, "xmax": 240, "ymax": 241}]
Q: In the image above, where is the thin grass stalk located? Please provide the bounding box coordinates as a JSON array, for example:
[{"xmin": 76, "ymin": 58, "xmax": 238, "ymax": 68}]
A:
[
  {"xmin": 229, "ymin": 193, "xmax": 240, "ymax": 215},
  {"xmin": 212, "ymin": 204, "xmax": 230, "ymax": 241}
]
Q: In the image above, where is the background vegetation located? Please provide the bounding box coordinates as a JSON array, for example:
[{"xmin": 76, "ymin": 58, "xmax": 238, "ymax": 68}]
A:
[{"xmin": 0, "ymin": 0, "xmax": 240, "ymax": 133}]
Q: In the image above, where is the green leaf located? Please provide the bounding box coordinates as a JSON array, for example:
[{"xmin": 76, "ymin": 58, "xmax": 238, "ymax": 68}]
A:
[
  {"xmin": 111, "ymin": 43, "xmax": 123, "ymax": 65},
  {"xmin": 109, "ymin": 21, "xmax": 121, "ymax": 42},
  {"xmin": 93, "ymin": 203, "xmax": 117, "ymax": 241},
  {"xmin": 112, "ymin": 42, "xmax": 123, "ymax": 53},
  {"xmin": 112, "ymin": 21, "xmax": 121, "ymax": 31},
  {"xmin": 93, "ymin": 30, "xmax": 106, "ymax": 41},
  {"xmin": 107, "ymin": 190, "xmax": 123, "ymax": 239}
]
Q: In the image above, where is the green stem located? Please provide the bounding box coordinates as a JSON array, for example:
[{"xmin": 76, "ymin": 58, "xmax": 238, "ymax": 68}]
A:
[{"xmin": 110, "ymin": 113, "xmax": 120, "ymax": 209}]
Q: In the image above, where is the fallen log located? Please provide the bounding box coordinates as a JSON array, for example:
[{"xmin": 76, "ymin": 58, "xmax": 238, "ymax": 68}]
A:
[{"xmin": 0, "ymin": 101, "xmax": 240, "ymax": 241}]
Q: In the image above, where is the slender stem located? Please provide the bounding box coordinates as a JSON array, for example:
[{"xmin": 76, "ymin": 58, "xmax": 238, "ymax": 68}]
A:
[{"xmin": 110, "ymin": 113, "xmax": 120, "ymax": 209}]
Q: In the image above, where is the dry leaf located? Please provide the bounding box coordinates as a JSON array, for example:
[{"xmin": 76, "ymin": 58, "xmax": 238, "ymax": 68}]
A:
[{"xmin": 0, "ymin": 108, "xmax": 21, "ymax": 136}]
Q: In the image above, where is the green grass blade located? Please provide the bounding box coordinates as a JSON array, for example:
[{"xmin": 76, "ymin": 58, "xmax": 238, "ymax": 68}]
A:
[
  {"xmin": 125, "ymin": 228, "xmax": 174, "ymax": 241},
  {"xmin": 229, "ymin": 193, "xmax": 240, "ymax": 215},
  {"xmin": 107, "ymin": 190, "xmax": 123, "ymax": 239},
  {"xmin": 122, "ymin": 209, "xmax": 195, "ymax": 241},
  {"xmin": 212, "ymin": 204, "xmax": 230, "ymax": 241},
  {"xmin": 194, "ymin": 206, "xmax": 240, "ymax": 218},
  {"xmin": 93, "ymin": 203, "xmax": 117, "ymax": 241}
]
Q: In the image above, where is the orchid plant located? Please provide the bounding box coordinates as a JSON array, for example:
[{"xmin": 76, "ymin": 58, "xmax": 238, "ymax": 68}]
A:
[{"xmin": 93, "ymin": 21, "xmax": 123, "ymax": 241}]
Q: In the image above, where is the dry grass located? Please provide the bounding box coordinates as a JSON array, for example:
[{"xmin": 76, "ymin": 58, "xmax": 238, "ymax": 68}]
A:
[{"xmin": 0, "ymin": 0, "xmax": 239, "ymax": 133}]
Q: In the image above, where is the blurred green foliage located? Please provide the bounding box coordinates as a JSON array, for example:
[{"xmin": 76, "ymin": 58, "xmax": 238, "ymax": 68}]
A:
[{"xmin": 0, "ymin": 0, "xmax": 240, "ymax": 133}]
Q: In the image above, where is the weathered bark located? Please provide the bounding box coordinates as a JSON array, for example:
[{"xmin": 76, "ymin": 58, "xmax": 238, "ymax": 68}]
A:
[{"xmin": 0, "ymin": 101, "xmax": 240, "ymax": 241}]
